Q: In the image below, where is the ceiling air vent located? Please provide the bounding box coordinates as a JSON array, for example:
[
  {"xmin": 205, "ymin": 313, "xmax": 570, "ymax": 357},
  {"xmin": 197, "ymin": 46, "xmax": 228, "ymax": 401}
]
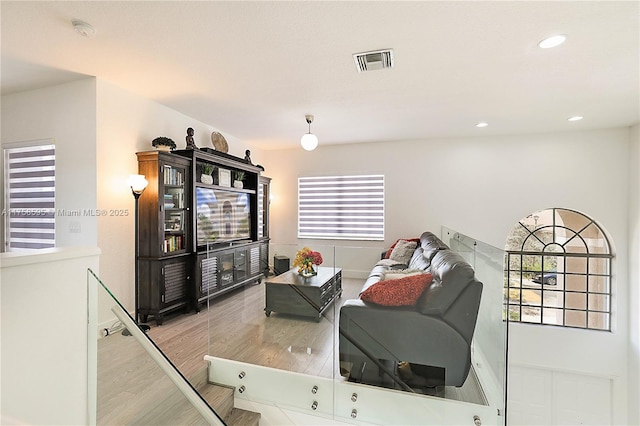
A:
[{"xmin": 353, "ymin": 49, "xmax": 394, "ymax": 72}]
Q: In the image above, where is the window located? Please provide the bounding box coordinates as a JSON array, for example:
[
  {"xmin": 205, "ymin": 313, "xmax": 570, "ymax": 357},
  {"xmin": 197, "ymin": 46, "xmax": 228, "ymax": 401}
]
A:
[
  {"xmin": 505, "ymin": 208, "xmax": 612, "ymax": 331},
  {"xmin": 3, "ymin": 141, "xmax": 56, "ymax": 251},
  {"xmin": 298, "ymin": 174, "xmax": 384, "ymax": 240}
]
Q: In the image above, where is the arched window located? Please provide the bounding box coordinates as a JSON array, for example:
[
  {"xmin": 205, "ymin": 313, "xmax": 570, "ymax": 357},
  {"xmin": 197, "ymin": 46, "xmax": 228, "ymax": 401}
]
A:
[{"xmin": 505, "ymin": 208, "xmax": 613, "ymax": 331}]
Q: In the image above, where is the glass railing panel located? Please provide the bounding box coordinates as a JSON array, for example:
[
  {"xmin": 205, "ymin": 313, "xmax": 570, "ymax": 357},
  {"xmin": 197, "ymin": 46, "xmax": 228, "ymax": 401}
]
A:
[
  {"xmin": 334, "ymin": 239, "xmax": 491, "ymax": 407},
  {"xmin": 442, "ymin": 227, "xmax": 507, "ymax": 424},
  {"xmin": 88, "ymin": 269, "xmax": 223, "ymax": 425},
  {"xmin": 204, "ymin": 242, "xmax": 339, "ymax": 378},
  {"xmin": 203, "ymin": 237, "xmax": 505, "ymax": 425}
]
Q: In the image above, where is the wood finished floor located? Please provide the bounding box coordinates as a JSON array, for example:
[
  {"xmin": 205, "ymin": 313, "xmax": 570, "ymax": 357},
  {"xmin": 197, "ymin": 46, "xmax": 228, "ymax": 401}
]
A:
[
  {"xmin": 97, "ymin": 276, "xmax": 485, "ymax": 424},
  {"xmin": 147, "ymin": 276, "xmax": 362, "ymax": 381}
]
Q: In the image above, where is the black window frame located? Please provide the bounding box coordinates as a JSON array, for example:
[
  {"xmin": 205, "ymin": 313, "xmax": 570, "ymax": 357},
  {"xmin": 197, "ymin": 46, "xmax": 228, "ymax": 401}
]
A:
[{"xmin": 505, "ymin": 208, "xmax": 613, "ymax": 331}]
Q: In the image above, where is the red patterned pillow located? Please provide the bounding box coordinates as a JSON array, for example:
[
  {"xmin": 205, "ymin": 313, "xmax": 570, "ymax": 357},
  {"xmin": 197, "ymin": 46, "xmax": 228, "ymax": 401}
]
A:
[
  {"xmin": 361, "ymin": 273, "xmax": 434, "ymax": 307},
  {"xmin": 384, "ymin": 238, "xmax": 420, "ymax": 259}
]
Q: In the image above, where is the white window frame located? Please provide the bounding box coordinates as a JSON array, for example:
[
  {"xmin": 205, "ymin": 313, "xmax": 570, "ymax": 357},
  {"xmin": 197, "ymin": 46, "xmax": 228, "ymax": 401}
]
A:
[
  {"xmin": 3, "ymin": 139, "xmax": 56, "ymax": 251},
  {"xmin": 298, "ymin": 174, "xmax": 384, "ymax": 241}
]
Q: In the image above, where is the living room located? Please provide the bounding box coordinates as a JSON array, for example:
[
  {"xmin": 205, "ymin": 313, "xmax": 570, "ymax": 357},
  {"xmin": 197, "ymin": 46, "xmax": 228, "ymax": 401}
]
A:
[{"xmin": 1, "ymin": 2, "xmax": 639, "ymax": 425}]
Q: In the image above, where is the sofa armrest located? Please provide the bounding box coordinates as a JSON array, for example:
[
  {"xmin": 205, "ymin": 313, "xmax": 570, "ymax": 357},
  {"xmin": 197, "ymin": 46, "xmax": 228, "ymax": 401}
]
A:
[{"xmin": 339, "ymin": 299, "xmax": 472, "ymax": 386}]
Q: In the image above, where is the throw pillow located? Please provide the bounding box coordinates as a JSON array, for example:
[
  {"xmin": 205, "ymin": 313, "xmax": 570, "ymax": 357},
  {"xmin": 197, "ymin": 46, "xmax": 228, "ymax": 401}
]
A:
[
  {"xmin": 380, "ymin": 268, "xmax": 423, "ymax": 281},
  {"xmin": 385, "ymin": 237, "xmax": 420, "ymax": 259},
  {"xmin": 360, "ymin": 272, "xmax": 434, "ymax": 307},
  {"xmin": 388, "ymin": 239, "xmax": 418, "ymax": 264},
  {"xmin": 375, "ymin": 258, "xmax": 407, "ymax": 268}
]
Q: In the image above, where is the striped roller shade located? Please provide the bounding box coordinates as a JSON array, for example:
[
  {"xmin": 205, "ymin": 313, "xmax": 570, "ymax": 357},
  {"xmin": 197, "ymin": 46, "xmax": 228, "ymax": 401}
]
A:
[
  {"xmin": 298, "ymin": 175, "xmax": 384, "ymax": 240},
  {"xmin": 4, "ymin": 143, "xmax": 56, "ymax": 250}
]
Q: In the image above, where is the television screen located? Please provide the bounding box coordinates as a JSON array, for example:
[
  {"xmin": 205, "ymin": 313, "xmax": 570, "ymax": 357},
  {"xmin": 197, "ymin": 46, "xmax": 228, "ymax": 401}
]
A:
[{"xmin": 196, "ymin": 187, "xmax": 250, "ymax": 246}]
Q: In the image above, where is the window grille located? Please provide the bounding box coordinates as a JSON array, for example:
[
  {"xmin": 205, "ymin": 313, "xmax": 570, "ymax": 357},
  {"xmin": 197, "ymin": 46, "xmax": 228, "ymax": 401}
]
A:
[
  {"xmin": 505, "ymin": 208, "xmax": 612, "ymax": 331},
  {"xmin": 3, "ymin": 141, "xmax": 56, "ymax": 250},
  {"xmin": 298, "ymin": 174, "xmax": 384, "ymax": 240}
]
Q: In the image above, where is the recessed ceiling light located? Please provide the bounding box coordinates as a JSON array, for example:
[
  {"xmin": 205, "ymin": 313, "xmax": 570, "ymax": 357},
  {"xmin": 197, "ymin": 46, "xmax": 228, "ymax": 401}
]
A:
[
  {"xmin": 476, "ymin": 122, "xmax": 489, "ymax": 128},
  {"xmin": 568, "ymin": 115, "xmax": 583, "ymax": 122},
  {"xmin": 538, "ymin": 34, "xmax": 567, "ymax": 49}
]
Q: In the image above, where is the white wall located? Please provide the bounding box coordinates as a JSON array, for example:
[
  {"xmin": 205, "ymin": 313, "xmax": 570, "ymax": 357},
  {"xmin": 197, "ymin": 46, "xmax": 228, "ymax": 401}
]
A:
[
  {"xmin": 1, "ymin": 79, "xmax": 98, "ymax": 248},
  {"xmin": 0, "ymin": 247, "xmax": 100, "ymax": 425},
  {"xmin": 262, "ymin": 127, "xmax": 634, "ymax": 424},
  {"xmin": 264, "ymin": 128, "xmax": 630, "ymax": 248},
  {"xmin": 94, "ymin": 79, "xmax": 262, "ymax": 326}
]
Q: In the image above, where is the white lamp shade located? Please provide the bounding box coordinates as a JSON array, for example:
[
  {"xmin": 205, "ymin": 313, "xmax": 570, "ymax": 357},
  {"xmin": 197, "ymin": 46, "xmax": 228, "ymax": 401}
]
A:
[
  {"xmin": 128, "ymin": 174, "xmax": 148, "ymax": 194},
  {"xmin": 301, "ymin": 133, "xmax": 318, "ymax": 151}
]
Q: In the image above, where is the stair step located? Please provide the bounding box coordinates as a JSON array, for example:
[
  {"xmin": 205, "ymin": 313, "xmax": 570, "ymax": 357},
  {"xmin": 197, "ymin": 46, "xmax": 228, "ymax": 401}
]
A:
[
  {"xmin": 188, "ymin": 366, "xmax": 210, "ymax": 389},
  {"xmin": 225, "ymin": 407, "xmax": 261, "ymax": 426},
  {"xmin": 188, "ymin": 366, "xmax": 261, "ymax": 425},
  {"xmin": 198, "ymin": 382, "xmax": 235, "ymax": 420}
]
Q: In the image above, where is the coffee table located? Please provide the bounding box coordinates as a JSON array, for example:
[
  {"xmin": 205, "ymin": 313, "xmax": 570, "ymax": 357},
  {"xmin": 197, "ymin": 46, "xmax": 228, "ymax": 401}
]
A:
[{"xmin": 264, "ymin": 266, "xmax": 342, "ymax": 322}]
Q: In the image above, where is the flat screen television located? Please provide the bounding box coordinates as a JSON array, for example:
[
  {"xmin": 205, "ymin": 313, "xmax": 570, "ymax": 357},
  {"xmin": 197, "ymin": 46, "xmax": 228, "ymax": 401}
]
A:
[{"xmin": 196, "ymin": 187, "xmax": 251, "ymax": 247}]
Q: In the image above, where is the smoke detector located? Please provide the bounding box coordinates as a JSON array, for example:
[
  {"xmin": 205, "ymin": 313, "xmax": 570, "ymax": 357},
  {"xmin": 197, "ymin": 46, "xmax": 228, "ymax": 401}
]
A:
[
  {"xmin": 353, "ymin": 49, "xmax": 394, "ymax": 72},
  {"xmin": 72, "ymin": 19, "xmax": 96, "ymax": 37}
]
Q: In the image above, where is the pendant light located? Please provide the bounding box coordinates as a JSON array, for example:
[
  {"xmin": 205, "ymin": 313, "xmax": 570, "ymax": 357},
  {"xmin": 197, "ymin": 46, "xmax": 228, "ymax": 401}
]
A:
[{"xmin": 300, "ymin": 115, "xmax": 318, "ymax": 151}]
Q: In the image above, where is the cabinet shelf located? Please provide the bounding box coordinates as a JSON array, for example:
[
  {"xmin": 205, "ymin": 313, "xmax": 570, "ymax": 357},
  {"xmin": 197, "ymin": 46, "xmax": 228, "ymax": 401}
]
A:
[
  {"xmin": 195, "ymin": 182, "xmax": 256, "ymax": 195},
  {"xmin": 137, "ymin": 149, "xmax": 271, "ymax": 323},
  {"xmin": 136, "ymin": 151, "xmax": 192, "ymax": 325}
]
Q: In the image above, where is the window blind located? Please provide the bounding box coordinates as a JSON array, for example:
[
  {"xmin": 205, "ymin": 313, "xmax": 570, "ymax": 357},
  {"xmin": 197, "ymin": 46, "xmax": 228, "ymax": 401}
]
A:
[
  {"xmin": 298, "ymin": 174, "xmax": 384, "ymax": 240},
  {"xmin": 4, "ymin": 143, "xmax": 56, "ymax": 250}
]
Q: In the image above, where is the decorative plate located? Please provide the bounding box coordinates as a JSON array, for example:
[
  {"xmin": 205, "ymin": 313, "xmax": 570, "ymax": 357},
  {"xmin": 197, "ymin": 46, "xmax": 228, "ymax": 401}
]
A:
[{"xmin": 211, "ymin": 132, "xmax": 229, "ymax": 153}]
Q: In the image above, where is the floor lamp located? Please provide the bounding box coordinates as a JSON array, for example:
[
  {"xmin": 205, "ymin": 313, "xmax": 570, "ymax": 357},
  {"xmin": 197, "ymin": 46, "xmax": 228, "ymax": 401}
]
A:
[{"xmin": 125, "ymin": 174, "xmax": 150, "ymax": 334}]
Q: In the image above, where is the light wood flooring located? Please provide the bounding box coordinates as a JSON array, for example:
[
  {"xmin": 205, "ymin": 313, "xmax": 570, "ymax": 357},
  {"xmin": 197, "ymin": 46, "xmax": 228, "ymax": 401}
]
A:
[
  {"xmin": 147, "ymin": 276, "xmax": 484, "ymax": 403},
  {"xmin": 146, "ymin": 277, "xmax": 362, "ymax": 381},
  {"xmin": 97, "ymin": 276, "xmax": 485, "ymax": 424}
]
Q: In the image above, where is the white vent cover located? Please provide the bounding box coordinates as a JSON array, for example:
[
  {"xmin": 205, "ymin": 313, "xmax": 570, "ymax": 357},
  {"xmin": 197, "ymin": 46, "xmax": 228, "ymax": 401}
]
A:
[{"xmin": 353, "ymin": 49, "xmax": 394, "ymax": 72}]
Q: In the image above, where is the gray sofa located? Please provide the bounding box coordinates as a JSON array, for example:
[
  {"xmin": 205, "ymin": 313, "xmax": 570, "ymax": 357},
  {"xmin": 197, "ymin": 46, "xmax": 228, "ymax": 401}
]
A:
[{"xmin": 338, "ymin": 231, "xmax": 483, "ymax": 388}]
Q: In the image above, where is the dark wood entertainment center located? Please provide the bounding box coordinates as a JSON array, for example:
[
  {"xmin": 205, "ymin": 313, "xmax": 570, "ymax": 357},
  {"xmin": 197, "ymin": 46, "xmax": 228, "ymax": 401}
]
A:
[{"xmin": 136, "ymin": 148, "xmax": 270, "ymax": 325}]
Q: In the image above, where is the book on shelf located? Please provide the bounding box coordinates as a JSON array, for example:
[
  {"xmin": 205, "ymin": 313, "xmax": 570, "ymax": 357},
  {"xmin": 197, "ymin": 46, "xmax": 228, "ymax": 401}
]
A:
[
  {"xmin": 164, "ymin": 192, "xmax": 185, "ymax": 209},
  {"xmin": 163, "ymin": 165, "xmax": 184, "ymax": 186},
  {"xmin": 163, "ymin": 194, "xmax": 175, "ymax": 208},
  {"xmin": 164, "ymin": 234, "xmax": 184, "ymax": 253}
]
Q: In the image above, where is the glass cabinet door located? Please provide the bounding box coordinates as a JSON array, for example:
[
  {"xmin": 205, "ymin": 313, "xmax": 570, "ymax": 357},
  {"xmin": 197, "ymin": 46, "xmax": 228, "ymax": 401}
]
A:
[
  {"xmin": 234, "ymin": 249, "xmax": 247, "ymax": 281},
  {"xmin": 218, "ymin": 252, "xmax": 235, "ymax": 287},
  {"xmin": 162, "ymin": 163, "xmax": 188, "ymax": 254}
]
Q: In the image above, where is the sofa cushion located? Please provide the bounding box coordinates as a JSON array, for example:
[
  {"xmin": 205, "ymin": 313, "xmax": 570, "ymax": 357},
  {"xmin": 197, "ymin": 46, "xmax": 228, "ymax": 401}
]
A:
[
  {"xmin": 417, "ymin": 250, "xmax": 475, "ymax": 316},
  {"xmin": 420, "ymin": 231, "xmax": 449, "ymax": 262},
  {"xmin": 408, "ymin": 247, "xmax": 430, "ymax": 271},
  {"xmin": 361, "ymin": 272, "xmax": 434, "ymax": 307},
  {"xmin": 388, "ymin": 239, "xmax": 418, "ymax": 264},
  {"xmin": 384, "ymin": 237, "xmax": 420, "ymax": 259}
]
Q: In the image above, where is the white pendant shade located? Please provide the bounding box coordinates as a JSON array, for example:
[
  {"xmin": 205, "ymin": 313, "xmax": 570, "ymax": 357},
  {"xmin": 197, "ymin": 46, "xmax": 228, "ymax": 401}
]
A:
[
  {"xmin": 301, "ymin": 114, "xmax": 318, "ymax": 151},
  {"xmin": 301, "ymin": 133, "xmax": 318, "ymax": 151}
]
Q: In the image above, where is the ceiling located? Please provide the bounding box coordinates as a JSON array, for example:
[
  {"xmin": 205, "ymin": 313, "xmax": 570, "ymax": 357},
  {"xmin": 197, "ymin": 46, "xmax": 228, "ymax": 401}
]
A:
[{"xmin": 1, "ymin": 1, "xmax": 638, "ymax": 150}]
